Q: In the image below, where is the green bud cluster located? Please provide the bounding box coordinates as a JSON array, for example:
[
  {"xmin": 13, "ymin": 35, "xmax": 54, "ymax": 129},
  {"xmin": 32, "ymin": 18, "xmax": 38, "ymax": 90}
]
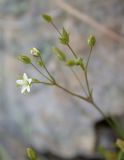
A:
[
  {"xmin": 66, "ymin": 58, "xmax": 84, "ymax": 67},
  {"xmin": 59, "ymin": 28, "xmax": 69, "ymax": 45}
]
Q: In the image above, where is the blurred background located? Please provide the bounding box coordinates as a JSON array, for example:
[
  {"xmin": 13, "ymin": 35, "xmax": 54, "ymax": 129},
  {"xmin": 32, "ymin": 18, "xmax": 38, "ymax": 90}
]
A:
[{"xmin": 0, "ymin": 0, "xmax": 124, "ymax": 159}]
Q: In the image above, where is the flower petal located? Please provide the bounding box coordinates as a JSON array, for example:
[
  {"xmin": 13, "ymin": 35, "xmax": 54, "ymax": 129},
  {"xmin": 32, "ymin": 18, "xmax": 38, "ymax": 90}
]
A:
[
  {"xmin": 28, "ymin": 78, "xmax": 32, "ymax": 84},
  {"xmin": 23, "ymin": 73, "xmax": 28, "ymax": 81},
  {"xmin": 26, "ymin": 86, "xmax": 30, "ymax": 92},
  {"xmin": 16, "ymin": 80, "xmax": 24, "ymax": 85},
  {"xmin": 21, "ymin": 86, "xmax": 27, "ymax": 94}
]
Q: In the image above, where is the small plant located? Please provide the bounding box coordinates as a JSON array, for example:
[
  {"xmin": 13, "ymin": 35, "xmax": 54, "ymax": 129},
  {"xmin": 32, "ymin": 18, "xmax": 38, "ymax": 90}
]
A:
[
  {"xmin": 16, "ymin": 14, "xmax": 124, "ymax": 159},
  {"xmin": 27, "ymin": 148, "xmax": 37, "ymax": 160},
  {"xmin": 99, "ymin": 139, "xmax": 124, "ymax": 160}
]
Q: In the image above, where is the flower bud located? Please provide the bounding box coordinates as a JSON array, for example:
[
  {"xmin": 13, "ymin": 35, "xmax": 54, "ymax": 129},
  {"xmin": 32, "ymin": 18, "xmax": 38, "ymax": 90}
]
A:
[
  {"xmin": 52, "ymin": 47, "xmax": 66, "ymax": 61},
  {"xmin": 18, "ymin": 55, "xmax": 31, "ymax": 64},
  {"xmin": 66, "ymin": 59, "xmax": 76, "ymax": 67},
  {"xmin": 59, "ymin": 28, "xmax": 69, "ymax": 45},
  {"xmin": 27, "ymin": 148, "xmax": 37, "ymax": 160},
  {"xmin": 87, "ymin": 35, "xmax": 96, "ymax": 48},
  {"xmin": 32, "ymin": 78, "xmax": 41, "ymax": 83},
  {"xmin": 37, "ymin": 60, "xmax": 44, "ymax": 67},
  {"xmin": 30, "ymin": 48, "xmax": 41, "ymax": 57},
  {"xmin": 42, "ymin": 14, "xmax": 52, "ymax": 23},
  {"xmin": 75, "ymin": 58, "xmax": 83, "ymax": 65}
]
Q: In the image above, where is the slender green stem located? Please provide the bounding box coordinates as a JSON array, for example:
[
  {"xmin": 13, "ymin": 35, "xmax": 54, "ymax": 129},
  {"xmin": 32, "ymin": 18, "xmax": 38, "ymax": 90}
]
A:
[
  {"xmin": 84, "ymin": 69, "xmax": 91, "ymax": 96},
  {"xmin": 51, "ymin": 22, "xmax": 61, "ymax": 35},
  {"xmin": 67, "ymin": 43, "xmax": 78, "ymax": 58},
  {"xmin": 70, "ymin": 68, "xmax": 88, "ymax": 96},
  {"xmin": 110, "ymin": 116, "xmax": 124, "ymax": 139},
  {"xmin": 57, "ymin": 80, "xmax": 121, "ymax": 133},
  {"xmin": 86, "ymin": 47, "xmax": 92, "ymax": 69},
  {"xmin": 84, "ymin": 47, "xmax": 93, "ymax": 96},
  {"xmin": 32, "ymin": 81, "xmax": 52, "ymax": 85},
  {"xmin": 91, "ymin": 101, "xmax": 124, "ymax": 138},
  {"xmin": 31, "ymin": 63, "xmax": 52, "ymax": 82},
  {"xmin": 66, "ymin": 44, "xmax": 91, "ymax": 95},
  {"xmin": 54, "ymin": 82, "xmax": 116, "ymax": 135},
  {"xmin": 39, "ymin": 56, "xmax": 55, "ymax": 82},
  {"xmin": 91, "ymin": 101, "xmax": 107, "ymax": 118},
  {"xmin": 55, "ymin": 83, "xmax": 89, "ymax": 102}
]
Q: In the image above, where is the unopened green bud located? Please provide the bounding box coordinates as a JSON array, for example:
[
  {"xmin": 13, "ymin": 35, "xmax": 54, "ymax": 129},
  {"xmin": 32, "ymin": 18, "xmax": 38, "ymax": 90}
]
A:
[
  {"xmin": 75, "ymin": 58, "xmax": 85, "ymax": 69},
  {"xmin": 66, "ymin": 59, "xmax": 76, "ymax": 67},
  {"xmin": 18, "ymin": 55, "xmax": 31, "ymax": 64},
  {"xmin": 27, "ymin": 148, "xmax": 37, "ymax": 160},
  {"xmin": 75, "ymin": 58, "xmax": 83, "ymax": 65},
  {"xmin": 37, "ymin": 60, "xmax": 44, "ymax": 67},
  {"xmin": 30, "ymin": 48, "xmax": 41, "ymax": 57},
  {"xmin": 52, "ymin": 47, "xmax": 66, "ymax": 61},
  {"xmin": 42, "ymin": 14, "xmax": 52, "ymax": 23},
  {"xmin": 87, "ymin": 35, "xmax": 96, "ymax": 48},
  {"xmin": 32, "ymin": 78, "xmax": 41, "ymax": 83},
  {"xmin": 59, "ymin": 28, "xmax": 69, "ymax": 45}
]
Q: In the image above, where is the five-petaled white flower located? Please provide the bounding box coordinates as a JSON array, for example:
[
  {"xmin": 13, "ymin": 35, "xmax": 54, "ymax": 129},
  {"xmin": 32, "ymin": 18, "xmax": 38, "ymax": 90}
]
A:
[{"xmin": 16, "ymin": 73, "xmax": 32, "ymax": 94}]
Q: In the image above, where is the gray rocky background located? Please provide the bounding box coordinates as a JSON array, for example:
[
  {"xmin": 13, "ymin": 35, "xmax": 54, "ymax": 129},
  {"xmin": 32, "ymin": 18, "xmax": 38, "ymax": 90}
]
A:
[{"xmin": 0, "ymin": 0, "xmax": 124, "ymax": 159}]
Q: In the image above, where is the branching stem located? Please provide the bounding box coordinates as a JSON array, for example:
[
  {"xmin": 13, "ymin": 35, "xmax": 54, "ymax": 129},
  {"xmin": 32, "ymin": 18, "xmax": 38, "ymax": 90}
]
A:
[{"xmin": 31, "ymin": 63, "xmax": 52, "ymax": 82}]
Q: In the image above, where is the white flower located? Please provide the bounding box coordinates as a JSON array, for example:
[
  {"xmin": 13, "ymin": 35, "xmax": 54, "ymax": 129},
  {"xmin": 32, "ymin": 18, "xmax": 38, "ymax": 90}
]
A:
[{"xmin": 16, "ymin": 73, "xmax": 32, "ymax": 94}]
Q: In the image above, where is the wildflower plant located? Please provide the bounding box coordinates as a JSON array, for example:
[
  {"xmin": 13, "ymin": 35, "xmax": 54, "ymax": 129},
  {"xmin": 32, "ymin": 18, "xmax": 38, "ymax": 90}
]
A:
[{"xmin": 16, "ymin": 14, "xmax": 124, "ymax": 159}]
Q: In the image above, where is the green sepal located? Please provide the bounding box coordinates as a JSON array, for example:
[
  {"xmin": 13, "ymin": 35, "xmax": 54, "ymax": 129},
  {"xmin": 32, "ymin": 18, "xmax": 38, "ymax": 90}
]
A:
[
  {"xmin": 30, "ymin": 48, "xmax": 41, "ymax": 57},
  {"xmin": 66, "ymin": 59, "xmax": 76, "ymax": 67},
  {"xmin": 52, "ymin": 47, "xmax": 66, "ymax": 61},
  {"xmin": 66, "ymin": 58, "xmax": 84, "ymax": 67},
  {"xmin": 59, "ymin": 28, "xmax": 69, "ymax": 45},
  {"xmin": 42, "ymin": 14, "xmax": 52, "ymax": 23},
  {"xmin": 18, "ymin": 55, "xmax": 31, "ymax": 64},
  {"xmin": 32, "ymin": 78, "xmax": 41, "ymax": 83},
  {"xmin": 75, "ymin": 58, "xmax": 84, "ymax": 65},
  {"xmin": 37, "ymin": 60, "xmax": 44, "ymax": 67},
  {"xmin": 87, "ymin": 35, "xmax": 96, "ymax": 48}
]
